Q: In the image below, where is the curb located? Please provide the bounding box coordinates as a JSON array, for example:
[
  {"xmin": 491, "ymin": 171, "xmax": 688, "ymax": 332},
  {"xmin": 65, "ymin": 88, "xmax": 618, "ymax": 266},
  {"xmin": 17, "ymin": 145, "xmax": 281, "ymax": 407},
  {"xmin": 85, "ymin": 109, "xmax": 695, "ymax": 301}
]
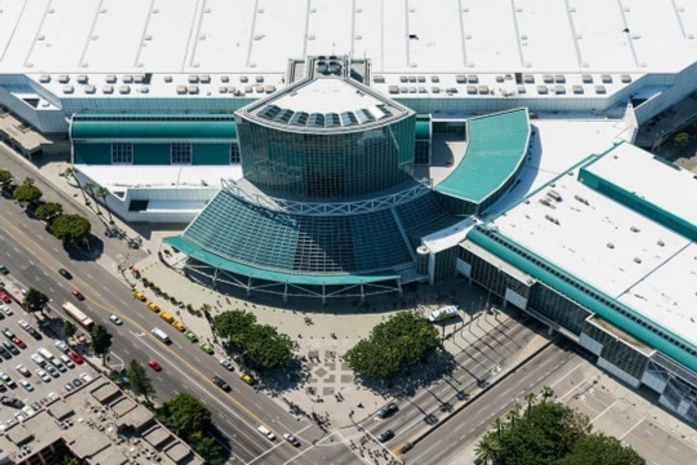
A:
[{"xmin": 395, "ymin": 335, "xmax": 556, "ymax": 456}]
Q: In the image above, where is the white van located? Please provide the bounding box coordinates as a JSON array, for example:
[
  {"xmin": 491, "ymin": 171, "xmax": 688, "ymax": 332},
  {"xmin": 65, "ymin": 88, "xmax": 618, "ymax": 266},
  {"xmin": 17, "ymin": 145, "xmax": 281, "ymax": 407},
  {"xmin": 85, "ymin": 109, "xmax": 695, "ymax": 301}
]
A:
[
  {"xmin": 151, "ymin": 328, "xmax": 170, "ymax": 344},
  {"xmin": 37, "ymin": 347, "xmax": 56, "ymax": 361}
]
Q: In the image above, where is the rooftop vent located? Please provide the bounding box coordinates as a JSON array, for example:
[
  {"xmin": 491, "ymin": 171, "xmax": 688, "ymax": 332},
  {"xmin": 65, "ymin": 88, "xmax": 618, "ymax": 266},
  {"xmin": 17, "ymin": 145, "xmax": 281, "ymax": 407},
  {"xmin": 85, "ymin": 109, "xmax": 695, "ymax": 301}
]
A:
[
  {"xmin": 106, "ymin": 74, "xmax": 117, "ymax": 83},
  {"xmin": 39, "ymin": 75, "xmax": 51, "ymax": 83},
  {"xmin": 102, "ymin": 85, "xmax": 114, "ymax": 94},
  {"xmin": 122, "ymin": 75, "xmax": 133, "ymax": 84},
  {"xmin": 317, "ymin": 61, "xmax": 328, "ymax": 74},
  {"xmin": 607, "ymin": 242, "xmax": 615, "ymax": 249},
  {"xmin": 57, "ymin": 75, "xmax": 70, "ymax": 84},
  {"xmin": 328, "ymin": 61, "xmax": 342, "ymax": 74},
  {"xmin": 200, "ymin": 75, "xmax": 211, "ymax": 83},
  {"xmin": 657, "ymin": 240, "xmax": 665, "ymax": 247},
  {"xmin": 119, "ymin": 85, "xmax": 130, "ymax": 94},
  {"xmin": 544, "ymin": 215, "xmax": 560, "ymax": 225},
  {"xmin": 634, "ymin": 257, "xmax": 642, "ymax": 264},
  {"xmin": 164, "ymin": 76, "xmax": 172, "ymax": 83},
  {"xmin": 188, "ymin": 75, "xmax": 199, "ymax": 83},
  {"xmin": 76, "ymin": 75, "xmax": 88, "ymax": 84},
  {"xmin": 62, "ymin": 85, "xmax": 74, "ymax": 94},
  {"xmin": 630, "ymin": 225, "xmax": 640, "ymax": 232}
]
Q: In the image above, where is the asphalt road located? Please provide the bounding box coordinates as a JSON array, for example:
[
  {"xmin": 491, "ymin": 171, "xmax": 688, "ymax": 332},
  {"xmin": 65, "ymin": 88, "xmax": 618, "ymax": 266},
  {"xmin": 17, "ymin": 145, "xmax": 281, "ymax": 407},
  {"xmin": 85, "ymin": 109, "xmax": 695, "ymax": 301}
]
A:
[
  {"xmin": 403, "ymin": 340, "xmax": 579, "ymax": 465},
  {"xmin": 0, "ymin": 197, "xmax": 339, "ymax": 464}
]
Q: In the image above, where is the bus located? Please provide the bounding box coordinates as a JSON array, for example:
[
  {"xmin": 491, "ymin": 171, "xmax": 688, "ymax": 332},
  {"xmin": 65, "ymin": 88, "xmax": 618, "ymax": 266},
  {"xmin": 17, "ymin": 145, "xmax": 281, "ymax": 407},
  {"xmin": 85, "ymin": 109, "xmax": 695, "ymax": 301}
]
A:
[{"xmin": 61, "ymin": 302, "xmax": 95, "ymax": 330}]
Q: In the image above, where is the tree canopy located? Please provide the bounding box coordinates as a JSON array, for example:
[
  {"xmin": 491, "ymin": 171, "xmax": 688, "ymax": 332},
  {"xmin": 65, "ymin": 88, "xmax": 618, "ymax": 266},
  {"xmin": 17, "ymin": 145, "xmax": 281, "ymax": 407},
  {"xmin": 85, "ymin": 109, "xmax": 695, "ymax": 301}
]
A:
[
  {"xmin": 62, "ymin": 320, "xmax": 77, "ymax": 339},
  {"xmin": 212, "ymin": 310, "xmax": 293, "ymax": 371},
  {"xmin": 475, "ymin": 387, "xmax": 645, "ymax": 465},
  {"xmin": 50, "ymin": 214, "xmax": 91, "ymax": 244},
  {"xmin": 156, "ymin": 393, "xmax": 223, "ymax": 465},
  {"xmin": 34, "ymin": 202, "xmax": 63, "ymax": 222},
  {"xmin": 13, "ymin": 178, "xmax": 43, "ymax": 205},
  {"xmin": 22, "ymin": 288, "xmax": 49, "ymax": 312},
  {"xmin": 126, "ymin": 359, "xmax": 156, "ymax": 405},
  {"xmin": 90, "ymin": 324, "xmax": 113, "ymax": 365},
  {"xmin": 0, "ymin": 169, "xmax": 12, "ymax": 185},
  {"xmin": 344, "ymin": 311, "xmax": 439, "ymax": 378}
]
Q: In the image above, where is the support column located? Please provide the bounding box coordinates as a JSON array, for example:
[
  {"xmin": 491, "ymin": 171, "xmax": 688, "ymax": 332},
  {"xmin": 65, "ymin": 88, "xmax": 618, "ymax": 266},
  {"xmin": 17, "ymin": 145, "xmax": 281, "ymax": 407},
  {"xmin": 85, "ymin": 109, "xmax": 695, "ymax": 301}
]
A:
[
  {"xmin": 283, "ymin": 283, "xmax": 289, "ymax": 303},
  {"xmin": 322, "ymin": 285, "xmax": 326, "ymax": 306},
  {"xmin": 360, "ymin": 284, "xmax": 365, "ymax": 304}
]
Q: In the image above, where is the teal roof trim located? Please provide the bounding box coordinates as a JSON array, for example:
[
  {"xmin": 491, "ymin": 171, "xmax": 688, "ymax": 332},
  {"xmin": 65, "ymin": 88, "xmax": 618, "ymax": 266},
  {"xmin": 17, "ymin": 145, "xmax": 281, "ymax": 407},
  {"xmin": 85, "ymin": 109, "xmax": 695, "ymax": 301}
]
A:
[
  {"xmin": 468, "ymin": 227, "xmax": 697, "ymax": 375},
  {"xmin": 164, "ymin": 236, "xmax": 400, "ymax": 286},
  {"xmin": 71, "ymin": 115, "xmax": 237, "ymax": 141},
  {"xmin": 435, "ymin": 108, "xmax": 530, "ymax": 203}
]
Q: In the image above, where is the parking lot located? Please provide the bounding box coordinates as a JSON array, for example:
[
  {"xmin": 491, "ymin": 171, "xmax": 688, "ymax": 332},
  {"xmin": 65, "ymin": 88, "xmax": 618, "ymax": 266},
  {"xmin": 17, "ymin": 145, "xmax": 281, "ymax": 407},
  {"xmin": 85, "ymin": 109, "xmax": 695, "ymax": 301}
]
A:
[{"xmin": 0, "ymin": 301, "xmax": 98, "ymax": 430}]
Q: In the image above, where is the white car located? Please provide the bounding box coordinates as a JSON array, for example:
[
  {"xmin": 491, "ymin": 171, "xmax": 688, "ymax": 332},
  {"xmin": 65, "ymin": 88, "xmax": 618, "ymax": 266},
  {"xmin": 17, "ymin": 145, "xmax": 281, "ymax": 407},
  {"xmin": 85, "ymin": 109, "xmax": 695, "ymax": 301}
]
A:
[
  {"xmin": 21, "ymin": 406, "xmax": 32, "ymax": 418},
  {"xmin": 257, "ymin": 425, "xmax": 276, "ymax": 441},
  {"xmin": 13, "ymin": 412, "xmax": 24, "ymax": 422},
  {"xmin": 64, "ymin": 383, "xmax": 73, "ymax": 392},
  {"xmin": 219, "ymin": 359, "xmax": 234, "ymax": 371},
  {"xmin": 109, "ymin": 314, "xmax": 123, "ymax": 325},
  {"xmin": 59, "ymin": 355, "xmax": 75, "ymax": 369},
  {"xmin": 17, "ymin": 320, "xmax": 29, "ymax": 330},
  {"xmin": 19, "ymin": 380, "xmax": 33, "ymax": 392},
  {"xmin": 54, "ymin": 341, "xmax": 69, "ymax": 353},
  {"xmin": 0, "ymin": 372, "xmax": 15, "ymax": 388},
  {"xmin": 31, "ymin": 354, "xmax": 46, "ymax": 367},
  {"xmin": 50, "ymin": 359, "xmax": 67, "ymax": 372},
  {"xmin": 0, "ymin": 306, "xmax": 11, "ymax": 316},
  {"xmin": 47, "ymin": 392, "xmax": 59, "ymax": 401},
  {"xmin": 36, "ymin": 370, "xmax": 50, "ymax": 382},
  {"xmin": 15, "ymin": 365, "xmax": 29, "ymax": 377},
  {"xmin": 45, "ymin": 366, "xmax": 59, "ymax": 378},
  {"xmin": 79, "ymin": 373, "xmax": 92, "ymax": 383}
]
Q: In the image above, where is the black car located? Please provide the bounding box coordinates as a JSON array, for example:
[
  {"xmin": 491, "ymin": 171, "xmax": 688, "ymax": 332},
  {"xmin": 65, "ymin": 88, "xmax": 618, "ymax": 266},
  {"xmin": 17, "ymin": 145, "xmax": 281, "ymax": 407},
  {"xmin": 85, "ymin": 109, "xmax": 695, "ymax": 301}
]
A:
[
  {"xmin": 212, "ymin": 375, "xmax": 231, "ymax": 392},
  {"xmin": 0, "ymin": 265, "xmax": 8, "ymax": 275},
  {"xmin": 0, "ymin": 347, "xmax": 11, "ymax": 360},
  {"xmin": 27, "ymin": 328, "xmax": 42, "ymax": 340},
  {"xmin": 377, "ymin": 402, "xmax": 399, "ymax": 419},
  {"xmin": 400, "ymin": 442, "xmax": 414, "ymax": 454},
  {"xmin": 1, "ymin": 396, "xmax": 22, "ymax": 408},
  {"xmin": 2, "ymin": 342, "xmax": 18, "ymax": 356},
  {"xmin": 378, "ymin": 430, "xmax": 395, "ymax": 443},
  {"xmin": 58, "ymin": 268, "xmax": 72, "ymax": 280},
  {"xmin": 72, "ymin": 378, "xmax": 83, "ymax": 388}
]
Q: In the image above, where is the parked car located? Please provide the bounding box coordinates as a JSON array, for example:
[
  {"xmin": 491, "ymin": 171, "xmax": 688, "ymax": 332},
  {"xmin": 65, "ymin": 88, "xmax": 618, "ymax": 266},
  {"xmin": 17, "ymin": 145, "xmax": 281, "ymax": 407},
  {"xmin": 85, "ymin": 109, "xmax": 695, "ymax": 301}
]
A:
[
  {"xmin": 199, "ymin": 343, "xmax": 214, "ymax": 355},
  {"xmin": 36, "ymin": 370, "xmax": 51, "ymax": 382},
  {"xmin": 1, "ymin": 305, "xmax": 12, "ymax": 315},
  {"xmin": 66, "ymin": 349, "xmax": 83, "ymax": 364},
  {"xmin": 184, "ymin": 331, "xmax": 198, "ymax": 342},
  {"xmin": 15, "ymin": 365, "xmax": 29, "ymax": 377},
  {"xmin": 3, "ymin": 341, "xmax": 18, "ymax": 356},
  {"xmin": 219, "ymin": 359, "xmax": 234, "ymax": 371},
  {"xmin": 59, "ymin": 354, "xmax": 75, "ymax": 369},
  {"xmin": 11, "ymin": 337, "xmax": 25, "ymax": 349},
  {"xmin": 54, "ymin": 341, "xmax": 69, "ymax": 353},
  {"xmin": 1, "ymin": 328, "xmax": 13, "ymax": 339},
  {"xmin": 19, "ymin": 380, "xmax": 33, "ymax": 392},
  {"xmin": 0, "ymin": 293, "xmax": 10, "ymax": 304},
  {"xmin": 240, "ymin": 372, "xmax": 256, "ymax": 385}
]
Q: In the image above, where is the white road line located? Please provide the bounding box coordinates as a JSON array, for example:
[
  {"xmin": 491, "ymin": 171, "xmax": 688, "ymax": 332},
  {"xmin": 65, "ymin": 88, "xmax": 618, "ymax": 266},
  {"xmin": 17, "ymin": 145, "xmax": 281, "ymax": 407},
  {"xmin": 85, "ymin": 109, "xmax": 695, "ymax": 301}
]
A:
[
  {"xmin": 85, "ymin": 273, "xmax": 93, "ymax": 279},
  {"xmin": 409, "ymin": 439, "xmax": 443, "ymax": 465},
  {"xmin": 52, "ymin": 247, "xmax": 59, "ymax": 253},
  {"xmin": 619, "ymin": 418, "xmax": 644, "ymax": 440},
  {"xmin": 102, "ymin": 286, "xmax": 110, "ymax": 292},
  {"xmin": 550, "ymin": 362, "xmax": 583, "ymax": 389},
  {"xmin": 590, "ymin": 399, "xmax": 618, "ymax": 423},
  {"xmin": 48, "ymin": 287, "xmax": 54, "ymax": 293}
]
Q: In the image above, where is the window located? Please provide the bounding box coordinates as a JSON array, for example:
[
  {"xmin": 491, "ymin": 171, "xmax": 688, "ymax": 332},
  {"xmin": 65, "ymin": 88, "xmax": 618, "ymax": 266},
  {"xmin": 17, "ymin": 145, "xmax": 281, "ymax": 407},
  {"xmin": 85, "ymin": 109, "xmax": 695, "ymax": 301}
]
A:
[
  {"xmin": 111, "ymin": 143, "xmax": 133, "ymax": 164},
  {"xmin": 230, "ymin": 143, "xmax": 240, "ymax": 164},
  {"xmin": 171, "ymin": 143, "xmax": 192, "ymax": 165}
]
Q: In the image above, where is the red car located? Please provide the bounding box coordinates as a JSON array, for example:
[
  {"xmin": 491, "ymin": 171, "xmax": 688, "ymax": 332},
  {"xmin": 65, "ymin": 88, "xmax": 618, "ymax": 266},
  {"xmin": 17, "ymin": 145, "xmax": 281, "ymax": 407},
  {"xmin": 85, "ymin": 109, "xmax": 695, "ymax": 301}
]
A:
[
  {"xmin": 72, "ymin": 290, "xmax": 85, "ymax": 301},
  {"xmin": 66, "ymin": 349, "xmax": 83, "ymax": 364},
  {"xmin": 147, "ymin": 359, "xmax": 162, "ymax": 372},
  {"xmin": 0, "ymin": 292, "xmax": 10, "ymax": 304},
  {"xmin": 11, "ymin": 337, "xmax": 26, "ymax": 349}
]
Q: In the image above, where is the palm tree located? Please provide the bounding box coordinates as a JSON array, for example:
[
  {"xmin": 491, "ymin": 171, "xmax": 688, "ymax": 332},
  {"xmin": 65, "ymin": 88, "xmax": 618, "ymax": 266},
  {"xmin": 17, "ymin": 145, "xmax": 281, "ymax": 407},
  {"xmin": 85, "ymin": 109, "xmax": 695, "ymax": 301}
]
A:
[
  {"xmin": 493, "ymin": 417, "xmax": 505, "ymax": 438},
  {"xmin": 84, "ymin": 182, "xmax": 101, "ymax": 214},
  {"xmin": 64, "ymin": 167, "xmax": 89, "ymax": 204},
  {"xmin": 540, "ymin": 385, "xmax": 554, "ymax": 403},
  {"xmin": 524, "ymin": 392, "xmax": 536, "ymax": 417},
  {"xmin": 475, "ymin": 435, "xmax": 501, "ymax": 465},
  {"xmin": 506, "ymin": 402, "xmax": 521, "ymax": 427},
  {"xmin": 95, "ymin": 186, "xmax": 114, "ymax": 224}
]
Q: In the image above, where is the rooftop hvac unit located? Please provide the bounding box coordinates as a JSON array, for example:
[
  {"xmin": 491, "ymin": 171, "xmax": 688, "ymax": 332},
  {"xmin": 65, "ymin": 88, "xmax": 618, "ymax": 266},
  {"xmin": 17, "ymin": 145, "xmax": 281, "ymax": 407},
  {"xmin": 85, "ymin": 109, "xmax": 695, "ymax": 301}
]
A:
[{"xmin": 328, "ymin": 61, "xmax": 342, "ymax": 74}]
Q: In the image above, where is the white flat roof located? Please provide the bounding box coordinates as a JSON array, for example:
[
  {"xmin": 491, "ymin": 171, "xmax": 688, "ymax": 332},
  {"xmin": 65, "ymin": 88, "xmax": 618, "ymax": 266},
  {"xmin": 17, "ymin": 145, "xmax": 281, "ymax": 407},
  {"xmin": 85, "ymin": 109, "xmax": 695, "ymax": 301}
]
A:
[
  {"xmin": 0, "ymin": 0, "xmax": 695, "ymax": 76},
  {"xmin": 272, "ymin": 78, "xmax": 386, "ymax": 114},
  {"xmin": 77, "ymin": 165, "xmax": 243, "ymax": 190},
  {"xmin": 490, "ymin": 149, "xmax": 697, "ymax": 347},
  {"xmin": 583, "ymin": 142, "xmax": 697, "ymax": 228}
]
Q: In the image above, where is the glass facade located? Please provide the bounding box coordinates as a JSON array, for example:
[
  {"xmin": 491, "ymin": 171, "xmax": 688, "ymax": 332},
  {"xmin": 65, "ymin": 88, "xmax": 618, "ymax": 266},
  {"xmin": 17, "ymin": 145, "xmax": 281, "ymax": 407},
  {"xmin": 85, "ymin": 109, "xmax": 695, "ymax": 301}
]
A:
[{"xmin": 237, "ymin": 116, "xmax": 416, "ymax": 198}]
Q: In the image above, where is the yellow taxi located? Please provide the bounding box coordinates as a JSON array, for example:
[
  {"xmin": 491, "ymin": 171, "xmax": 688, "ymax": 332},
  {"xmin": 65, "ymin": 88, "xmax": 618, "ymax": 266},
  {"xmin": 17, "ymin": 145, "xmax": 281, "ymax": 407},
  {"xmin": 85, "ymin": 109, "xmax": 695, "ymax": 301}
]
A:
[
  {"xmin": 133, "ymin": 291, "xmax": 146, "ymax": 302},
  {"xmin": 171, "ymin": 320, "xmax": 186, "ymax": 332},
  {"xmin": 147, "ymin": 301, "xmax": 160, "ymax": 313},
  {"xmin": 240, "ymin": 372, "xmax": 256, "ymax": 385}
]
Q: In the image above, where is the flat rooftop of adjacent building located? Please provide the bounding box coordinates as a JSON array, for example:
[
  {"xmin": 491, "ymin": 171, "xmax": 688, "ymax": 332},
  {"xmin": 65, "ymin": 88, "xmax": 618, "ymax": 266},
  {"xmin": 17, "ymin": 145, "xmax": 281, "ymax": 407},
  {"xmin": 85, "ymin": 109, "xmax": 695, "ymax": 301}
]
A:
[
  {"xmin": 488, "ymin": 144, "xmax": 697, "ymax": 350},
  {"xmin": 1, "ymin": 0, "xmax": 694, "ymax": 75}
]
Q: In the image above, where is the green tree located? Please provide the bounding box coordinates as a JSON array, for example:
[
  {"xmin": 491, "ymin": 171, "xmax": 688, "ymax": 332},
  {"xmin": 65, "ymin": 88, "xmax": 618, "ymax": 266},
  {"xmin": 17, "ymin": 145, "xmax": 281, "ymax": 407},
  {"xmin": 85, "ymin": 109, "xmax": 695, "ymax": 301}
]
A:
[
  {"xmin": 126, "ymin": 359, "xmax": 156, "ymax": 406},
  {"xmin": 188, "ymin": 432, "xmax": 224, "ymax": 465},
  {"xmin": 90, "ymin": 324, "xmax": 113, "ymax": 366},
  {"xmin": 345, "ymin": 312, "xmax": 439, "ymax": 378},
  {"xmin": 673, "ymin": 132, "xmax": 690, "ymax": 147},
  {"xmin": 84, "ymin": 181, "xmax": 100, "ymax": 214},
  {"xmin": 212, "ymin": 310, "xmax": 257, "ymax": 346},
  {"xmin": 240, "ymin": 324, "xmax": 293, "ymax": 371},
  {"xmin": 156, "ymin": 393, "xmax": 212, "ymax": 437},
  {"xmin": 62, "ymin": 320, "xmax": 77, "ymax": 340},
  {"xmin": 475, "ymin": 434, "xmax": 501, "ymax": 465},
  {"xmin": 0, "ymin": 169, "xmax": 12, "ymax": 186},
  {"xmin": 64, "ymin": 167, "xmax": 88, "ymax": 204},
  {"xmin": 62, "ymin": 456, "xmax": 80, "ymax": 465},
  {"xmin": 34, "ymin": 202, "xmax": 63, "ymax": 222},
  {"xmin": 95, "ymin": 186, "xmax": 115, "ymax": 224},
  {"xmin": 50, "ymin": 214, "xmax": 91, "ymax": 244},
  {"xmin": 558, "ymin": 433, "xmax": 646, "ymax": 465},
  {"xmin": 22, "ymin": 288, "xmax": 49, "ymax": 312},
  {"xmin": 13, "ymin": 178, "xmax": 43, "ymax": 205}
]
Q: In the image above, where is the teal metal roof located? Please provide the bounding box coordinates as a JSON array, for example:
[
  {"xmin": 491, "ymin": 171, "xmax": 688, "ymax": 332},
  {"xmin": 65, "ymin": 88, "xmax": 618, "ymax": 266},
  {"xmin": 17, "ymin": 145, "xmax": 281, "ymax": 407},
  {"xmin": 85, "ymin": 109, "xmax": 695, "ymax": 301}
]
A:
[
  {"xmin": 164, "ymin": 236, "xmax": 400, "ymax": 285},
  {"xmin": 468, "ymin": 227, "xmax": 697, "ymax": 375},
  {"xmin": 70, "ymin": 115, "xmax": 237, "ymax": 140},
  {"xmin": 435, "ymin": 108, "xmax": 530, "ymax": 203}
]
